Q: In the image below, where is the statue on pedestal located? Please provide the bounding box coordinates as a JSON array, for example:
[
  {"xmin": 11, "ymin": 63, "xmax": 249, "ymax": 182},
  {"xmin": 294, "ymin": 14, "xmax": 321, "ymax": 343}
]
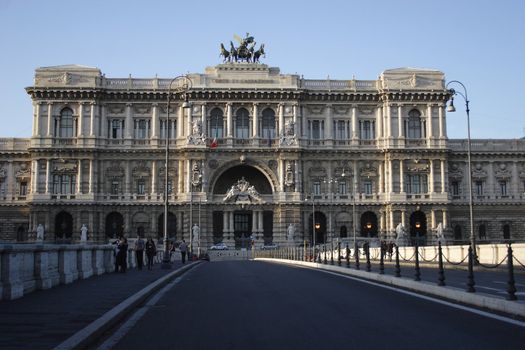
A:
[
  {"xmin": 36, "ymin": 224, "xmax": 45, "ymax": 241},
  {"xmin": 80, "ymin": 224, "xmax": 88, "ymax": 242},
  {"xmin": 192, "ymin": 224, "xmax": 200, "ymax": 248},
  {"xmin": 395, "ymin": 223, "xmax": 408, "ymax": 247},
  {"xmin": 436, "ymin": 223, "xmax": 446, "ymax": 245},
  {"xmin": 287, "ymin": 223, "xmax": 295, "ymax": 242}
]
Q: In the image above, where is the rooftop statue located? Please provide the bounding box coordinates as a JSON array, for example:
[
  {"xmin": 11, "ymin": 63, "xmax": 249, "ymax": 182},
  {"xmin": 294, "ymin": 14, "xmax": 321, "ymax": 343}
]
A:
[{"xmin": 220, "ymin": 33, "xmax": 266, "ymax": 63}]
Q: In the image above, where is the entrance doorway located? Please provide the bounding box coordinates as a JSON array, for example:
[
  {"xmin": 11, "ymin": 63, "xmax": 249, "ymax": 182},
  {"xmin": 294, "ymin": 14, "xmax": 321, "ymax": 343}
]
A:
[
  {"xmin": 410, "ymin": 211, "xmax": 427, "ymax": 245},
  {"xmin": 234, "ymin": 211, "xmax": 252, "ymax": 249}
]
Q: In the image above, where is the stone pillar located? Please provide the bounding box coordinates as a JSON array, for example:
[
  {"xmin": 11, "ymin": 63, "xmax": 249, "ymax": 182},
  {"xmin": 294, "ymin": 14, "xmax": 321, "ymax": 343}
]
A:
[
  {"xmin": 252, "ymin": 103, "xmax": 259, "ymax": 138},
  {"xmin": 399, "ymin": 159, "xmax": 405, "ymax": 193},
  {"xmin": 187, "ymin": 105, "xmax": 193, "ymax": 137},
  {"xmin": 151, "ymin": 160, "xmax": 157, "ymax": 195},
  {"xmin": 125, "ymin": 103, "xmax": 132, "ymax": 139},
  {"xmin": 430, "ymin": 209, "xmax": 436, "ymax": 230},
  {"xmin": 177, "ymin": 106, "xmax": 183, "ymax": 138},
  {"xmin": 429, "ymin": 159, "xmax": 435, "ymax": 193},
  {"xmin": 47, "ymin": 102, "xmax": 53, "ymax": 137},
  {"xmin": 34, "ymin": 102, "xmax": 41, "ymax": 137},
  {"xmin": 398, "ymin": 105, "xmax": 404, "ymax": 138},
  {"xmin": 124, "ymin": 161, "xmax": 131, "ymax": 196},
  {"xmin": 294, "ymin": 159, "xmax": 300, "ymax": 192},
  {"xmin": 32, "ymin": 159, "xmax": 39, "ymax": 194},
  {"xmin": 401, "ymin": 210, "xmax": 406, "ymax": 228},
  {"xmin": 441, "ymin": 160, "xmax": 446, "ymax": 193},
  {"xmin": 379, "ymin": 211, "xmax": 385, "ymax": 233},
  {"xmin": 487, "ymin": 162, "xmax": 495, "ymax": 198},
  {"xmin": 78, "ymin": 102, "xmax": 84, "ymax": 137},
  {"xmin": 201, "ymin": 104, "xmax": 207, "ymax": 136},
  {"xmin": 301, "ymin": 106, "xmax": 307, "ymax": 138},
  {"xmin": 427, "ymin": 104, "xmax": 433, "ymax": 139},
  {"xmin": 258, "ymin": 211, "xmax": 264, "ymax": 232},
  {"xmin": 389, "ymin": 210, "xmax": 394, "ymax": 232},
  {"xmin": 77, "ymin": 159, "xmax": 83, "ymax": 194},
  {"xmin": 223, "ymin": 211, "xmax": 228, "ymax": 234},
  {"xmin": 376, "ymin": 106, "xmax": 383, "ymax": 140},
  {"xmin": 278, "ymin": 104, "xmax": 284, "ymax": 137},
  {"xmin": 325, "ymin": 104, "xmax": 333, "ymax": 140},
  {"xmin": 351, "ymin": 105, "xmax": 358, "ymax": 140},
  {"xmin": 151, "ymin": 103, "xmax": 159, "ymax": 139},
  {"xmin": 292, "ymin": 104, "xmax": 298, "ymax": 135},
  {"xmin": 438, "ymin": 105, "xmax": 444, "ymax": 138},
  {"xmin": 386, "ymin": 104, "xmax": 392, "ymax": 139},
  {"xmin": 229, "ymin": 211, "xmax": 234, "ymax": 235},
  {"xmin": 90, "ymin": 103, "xmax": 96, "ymax": 136},
  {"xmin": 387, "ymin": 159, "xmax": 393, "ymax": 193},
  {"xmin": 88, "ymin": 160, "xmax": 94, "ymax": 194},
  {"xmin": 226, "ymin": 103, "xmax": 233, "ymax": 137},
  {"xmin": 101, "ymin": 104, "xmax": 107, "ymax": 138},
  {"xmin": 378, "ymin": 162, "xmax": 384, "ymax": 194},
  {"xmin": 45, "ymin": 159, "xmax": 51, "ymax": 194},
  {"xmin": 512, "ymin": 162, "xmax": 519, "ymax": 196},
  {"xmin": 442, "ymin": 209, "xmax": 448, "ymax": 229},
  {"xmin": 178, "ymin": 160, "xmax": 184, "ymax": 194},
  {"xmin": 252, "ymin": 211, "xmax": 257, "ymax": 236}
]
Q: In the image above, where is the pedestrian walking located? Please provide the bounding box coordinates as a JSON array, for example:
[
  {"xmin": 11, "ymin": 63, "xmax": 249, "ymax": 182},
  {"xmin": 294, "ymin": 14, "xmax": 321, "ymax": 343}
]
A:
[
  {"xmin": 117, "ymin": 237, "xmax": 128, "ymax": 273},
  {"xmin": 145, "ymin": 237, "xmax": 156, "ymax": 270},
  {"xmin": 134, "ymin": 235, "xmax": 145, "ymax": 270},
  {"xmin": 112, "ymin": 236, "xmax": 121, "ymax": 272},
  {"xmin": 179, "ymin": 240, "xmax": 188, "ymax": 264}
]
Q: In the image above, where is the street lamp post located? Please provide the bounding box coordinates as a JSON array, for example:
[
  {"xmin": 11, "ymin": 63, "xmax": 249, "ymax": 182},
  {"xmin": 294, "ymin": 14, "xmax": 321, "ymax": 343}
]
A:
[
  {"xmin": 305, "ymin": 195, "xmax": 316, "ymax": 261},
  {"xmin": 352, "ymin": 174, "xmax": 357, "ymax": 249},
  {"xmin": 446, "ymin": 80, "xmax": 475, "ymax": 259},
  {"xmin": 162, "ymin": 75, "xmax": 192, "ymax": 269}
]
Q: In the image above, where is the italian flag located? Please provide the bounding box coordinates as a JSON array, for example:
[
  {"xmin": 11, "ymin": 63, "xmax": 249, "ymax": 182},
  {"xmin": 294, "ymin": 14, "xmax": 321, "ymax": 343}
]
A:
[{"xmin": 210, "ymin": 129, "xmax": 218, "ymax": 149}]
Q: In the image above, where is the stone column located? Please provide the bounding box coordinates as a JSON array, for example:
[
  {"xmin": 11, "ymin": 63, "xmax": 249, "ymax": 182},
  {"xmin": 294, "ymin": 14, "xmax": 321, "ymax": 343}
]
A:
[
  {"xmin": 512, "ymin": 162, "xmax": 519, "ymax": 196},
  {"xmin": 252, "ymin": 103, "xmax": 259, "ymax": 138},
  {"xmin": 226, "ymin": 103, "xmax": 233, "ymax": 137},
  {"xmin": 292, "ymin": 104, "xmax": 298, "ymax": 135},
  {"xmin": 301, "ymin": 106, "xmax": 307, "ymax": 138},
  {"xmin": 389, "ymin": 209, "xmax": 394, "ymax": 232},
  {"xmin": 201, "ymin": 104, "xmax": 207, "ymax": 136},
  {"xmin": 386, "ymin": 104, "xmax": 392, "ymax": 139},
  {"xmin": 223, "ymin": 211, "xmax": 228, "ymax": 234},
  {"xmin": 278, "ymin": 104, "xmax": 284, "ymax": 137},
  {"xmin": 388, "ymin": 159, "xmax": 393, "ymax": 193},
  {"xmin": 441, "ymin": 160, "xmax": 446, "ymax": 193},
  {"xmin": 32, "ymin": 159, "xmax": 39, "ymax": 194},
  {"xmin": 351, "ymin": 105, "xmax": 358, "ymax": 140},
  {"xmin": 294, "ymin": 159, "xmax": 300, "ymax": 192},
  {"xmin": 427, "ymin": 104, "xmax": 433, "ymax": 139},
  {"xmin": 151, "ymin": 103, "xmax": 159, "ymax": 139},
  {"xmin": 487, "ymin": 161, "xmax": 495, "ymax": 198},
  {"xmin": 401, "ymin": 209, "xmax": 406, "ymax": 228},
  {"xmin": 430, "ymin": 209, "xmax": 436, "ymax": 230},
  {"xmin": 125, "ymin": 103, "xmax": 132, "ymax": 139},
  {"xmin": 325, "ymin": 104, "xmax": 333, "ymax": 140},
  {"xmin": 399, "ymin": 159, "xmax": 405, "ymax": 193},
  {"xmin": 376, "ymin": 106, "xmax": 383, "ymax": 140},
  {"xmin": 378, "ymin": 162, "xmax": 384, "ymax": 193},
  {"xmin": 101, "ymin": 104, "xmax": 107, "ymax": 138},
  {"xmin": 45, "ymin": 159, "xmax": 51, "ymax": 194},
  {"xmin": 229, "ymin": 212, "xmax": 234, "ymax": 235},
  {"xmin": 47, "ymin": 102, "xmax": 53, "ymax": 137},
  {"xmin": 124, "ymin": 161, "xmax": 131, "ymax": 196},
  {"xmin": 258, "ymin": 211, "xmax": 264, "ymax": 233},
  {"xmin": 88, "ymin": 160, "xmax": 94, "ymax": 194},
  {"xmin": 442, "ymin": 209, "xmax": 448, "ymax": 229},
  {"xmin": 187, "ymin": 105, "xmax": 193, "ymax": 137},
  {"xmin": 252, "ymin": 211, "xmax": 257, "ymax": 236},
  {"xmin": 78, "ymin": 102, "xmax": 84, "ymax": 137},
  {"xmin": 438, "ymin": 105, "xmax": 444, "ymax": 138},
  {"xmin": 90, "ymin": 103, "xmax": 96, "ymax": 137},
  {"xmin": 178, "ymin": 160, "xmax": 184, "ymax": 194},
  {"xmin": 176, "ymin": 106, "xmax": 183, "ymax": 138},
  {"xmin": 33, "ymin": 102, "xmax": 39, "ymax": 137},
  {"xmin": 429, "ymin": 159, "xmax": 435, "ymax": 193},
  {"xmin": 398, "ymin": 105, "xmax": 404, "ymax": 138},
  {"xmin": 77, "ymin": 159, "xmax": 82, "ymax": 194},
  {"xmin": 379, "ymin": 211, "xmax": 385, "ymax": 233},
  {"xmin": 151, "ymin": 160, "xmax": 157, "ymax": 195}
]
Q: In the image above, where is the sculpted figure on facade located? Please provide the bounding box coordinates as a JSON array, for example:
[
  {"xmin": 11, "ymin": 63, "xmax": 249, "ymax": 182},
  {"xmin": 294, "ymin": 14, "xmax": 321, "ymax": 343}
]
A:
[
  {"xmin": 36, "ymin": 224, "xmax": 45, "ymax": 241},
  {"xmin": 80, "ymin": 224, "xmax": 88, "ymax": 242},
  {"xmin": 223, "ymin": 177, "xmax": 263, "ymax": 203},
  {"xmin": 395, "ymin": 223, "xmax": 408, "ymax": 246},
  {"xmin": 187, "ymin": 120, "xmax": 206, "ymax": 145},
  {"xmin": 280, "ymin": 120, "xmax": 297, "ymax": 146},
  {"xmin": 435, "ymin": 223, "xmax": 446, "ymax": 245}
]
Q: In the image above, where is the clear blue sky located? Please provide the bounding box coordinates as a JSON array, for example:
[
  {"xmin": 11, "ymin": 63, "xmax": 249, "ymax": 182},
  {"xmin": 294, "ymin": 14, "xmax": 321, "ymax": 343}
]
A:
[{"xmin": 0, "ymin": 0, "xmax": 523, "ymax": 139}]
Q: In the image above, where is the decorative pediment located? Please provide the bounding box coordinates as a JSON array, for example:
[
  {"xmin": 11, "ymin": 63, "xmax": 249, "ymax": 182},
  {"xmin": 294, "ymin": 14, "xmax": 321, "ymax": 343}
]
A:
[
  {"xmin": 132, "ymin": 162, "xmax": 150, "ymax": 177},
  {"xmin": 494, "ymin": 163, "xmax": 511, "ymax": 180},
  {"xmin": 333, "ymin": 106, "xmax": 350, "ymax": 115},
  {"xmin": 360, "ymin": 163, "xmax": 377, "ymax": 178},
  {"xmin": 106, "ymin": 164, "xmax": 124, "ymax": 177},
  {"xmin": 358, "ymin": 106, "xmax": 374, "ymax": 115},
  {"xmin": 107, "ymin": 105, "xmax": 125, "ymax": 114},
  {"xmin": 158, "ymin": 166, "xmax": 176, "ymax": 177},
  {"xmin": 472, "ymin": 163, "xmax": 487, "ymax": 180},
  {"xmin": 133, "ymin": 105, "xmax": 151, "ymax": 114},
  {"xmin": 306, "ymin": 105, "xmax": 324, "ymax": 115},
  {"xmin": 406, "ymin": 161, "xmax": 429, "ymax": 173},
  {"xmin": 309, "ymin": 166, "xmax": 326, "ymax": 177},
  {"xmin": 448, "ymin": 163, "xmax": 463, "ymax": 180},
  {"xmin": 53, "ymin": 161, "xmax": 77, "ymax": 174},
  {"xmin": 223, "ymin": 177, "xmax": 264, "ymax": 204}
]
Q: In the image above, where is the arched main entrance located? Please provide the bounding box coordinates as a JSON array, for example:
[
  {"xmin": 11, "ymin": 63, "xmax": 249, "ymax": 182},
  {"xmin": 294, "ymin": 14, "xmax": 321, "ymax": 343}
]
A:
[
  {"xmin": 309, "ymin": 211, "xmax": 327, "ymax": 244},
  {"xmin": 55, "ymin": 211, "xmax": 73, "ymax": 239},
  {"xmin": 132, "ymin": 212, "xmax": 150, "ymax": 237},
  {"xmin": 410, "ymin": 211, "xmax": 427, "ymax": 245},
  {"xmin": 234, "ymin": 210, "xmax": 252, "ymax": 249},
  {"xmin": 158, "ymin": 212, "xmax": 177, "ymax": 242},
  {"xmin": 360, "ymin": 211, "xmax": 378, "ymax": 237},
  {"xmin": 106, "ymin": 212, "xmax": 124, "ymax": 239}
]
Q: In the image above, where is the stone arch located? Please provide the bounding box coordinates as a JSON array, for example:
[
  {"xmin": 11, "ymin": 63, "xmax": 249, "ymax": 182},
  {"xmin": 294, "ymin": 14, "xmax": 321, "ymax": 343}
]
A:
[
  {"xmin": 132, "ymin": 212, "xmax": 150, "ymax": 237},
  {"xmin": 209, "ymin": 160, "xmax": 278, "ymax": 195},
  {"xmin": 410, "ymin": 210, "xmax": 427, "ymax": 244},
  {"xmin": 308, "ymin": 211, "xmax": 327, "ymax": 244},
  {"xmin": 360, "ymin": 211, "xmax": 378, "ymax": 237},
  {"xmin": 453, "ymin": 224, "xmax": 462, "ymax": 241},
  {"xmin": 106, "ymin": 212, "xmax": 124, "ymax": 239},
  {"xmin": 55, "ymin": 211, "xmax": 73, "ymax": 239},
  {"xmin": 335, "ymin": 212, "xmax": 351, "ymax": 239},
  {"xmin": 158, "ymin": 212, "xmax": 177, "ymax": 241}
]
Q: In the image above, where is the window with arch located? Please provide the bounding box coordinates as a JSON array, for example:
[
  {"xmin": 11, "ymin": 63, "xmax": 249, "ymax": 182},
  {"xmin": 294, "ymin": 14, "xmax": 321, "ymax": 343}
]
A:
[
  {"xmin": 59, "ymin": 108, "xmax": 74, "ymax": 138},
  {"xmin": 236, "ymin": 108, "xmax": 250, "ymax": 139},
  {"xmin": 405, "ymin": 109, "xmax": 424, "ymax": 139},
  {"xmin": 261, "ymin": 108, "xmax": 276, "ymax": 139},
  {"xmin": 210, "ymin": 108, "xmax": 224, "ymax": 138}
]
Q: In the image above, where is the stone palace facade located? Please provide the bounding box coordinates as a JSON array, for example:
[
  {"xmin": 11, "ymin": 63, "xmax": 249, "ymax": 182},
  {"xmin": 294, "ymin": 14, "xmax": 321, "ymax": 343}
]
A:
[{"xmin": 0, "ymin": 62, "xmax": 524, "ymax": 247}]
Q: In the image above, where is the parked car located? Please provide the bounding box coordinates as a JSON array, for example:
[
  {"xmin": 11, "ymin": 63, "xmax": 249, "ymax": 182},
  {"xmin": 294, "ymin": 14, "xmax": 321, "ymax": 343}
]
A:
[{"xmin": 209, "ymin": 242, "xmax": 229, "ymax": 250}]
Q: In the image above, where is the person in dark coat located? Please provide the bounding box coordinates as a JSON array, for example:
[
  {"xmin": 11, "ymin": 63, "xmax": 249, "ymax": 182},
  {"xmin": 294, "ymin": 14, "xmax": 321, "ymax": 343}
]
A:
[
  {"xmin": 145, "ymin": 237, "xmax": 156, "ymax": 270},
  {"xmin": 117, "ymin": 237, "xmax": 128, "ymax": 273}
]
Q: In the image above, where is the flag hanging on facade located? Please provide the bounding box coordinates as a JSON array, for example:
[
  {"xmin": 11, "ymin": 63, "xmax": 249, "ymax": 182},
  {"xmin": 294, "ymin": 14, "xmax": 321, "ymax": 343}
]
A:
[{"xmin": 210, "ymin": 128, "xmax": 218, "ymax": 149}]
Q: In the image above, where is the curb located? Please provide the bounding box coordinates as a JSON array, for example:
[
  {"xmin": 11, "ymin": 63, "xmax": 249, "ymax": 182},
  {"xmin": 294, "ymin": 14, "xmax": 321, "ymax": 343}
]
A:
[
  {"xmin": 256, "ymin": 258, "xmax": 525, "ymax": 318},
  {"xmin": 54, "ymin": 261, "xmax": 202, "ymax": 350}
]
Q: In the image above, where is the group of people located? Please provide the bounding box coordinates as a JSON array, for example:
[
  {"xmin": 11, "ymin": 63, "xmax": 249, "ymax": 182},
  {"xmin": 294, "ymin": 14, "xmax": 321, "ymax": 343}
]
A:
[{"xmin": 113, "ymin": 235, "xmax": 157, "ymax": 272}]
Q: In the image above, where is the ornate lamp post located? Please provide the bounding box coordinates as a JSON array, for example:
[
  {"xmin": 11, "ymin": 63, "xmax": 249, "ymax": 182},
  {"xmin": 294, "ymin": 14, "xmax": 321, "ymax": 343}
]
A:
[
  {"xmin": 305, "ymin": 195, "xmax": 316, "ymax": 261},
  {"xmin": 162, "ymin": 75, "xmax": 192, "ymax": 269},
  {"xmin": 446, "ymin": 80, "xmax": 476, "ymax": 259}
]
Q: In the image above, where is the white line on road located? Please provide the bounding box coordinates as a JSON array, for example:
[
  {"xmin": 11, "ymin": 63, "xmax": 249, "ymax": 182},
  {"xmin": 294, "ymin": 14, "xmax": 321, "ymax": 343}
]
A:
[
  {"xmin": 302, "ymin": 267, "xmax": 525, "ymax": 328},
  {"xmin": 493, "ymin": 281, "xmax": 525, "ymax": 288},
  {"xmin": 95, "ymin": 265, "xmax": 202, "ymax": 350}
]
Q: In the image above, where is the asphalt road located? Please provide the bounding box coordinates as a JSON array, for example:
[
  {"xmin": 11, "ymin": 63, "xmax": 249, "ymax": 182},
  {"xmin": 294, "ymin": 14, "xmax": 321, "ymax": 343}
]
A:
[{"xmin": 107, "ymin": 261, "xmax": 525, "ymax": 350}]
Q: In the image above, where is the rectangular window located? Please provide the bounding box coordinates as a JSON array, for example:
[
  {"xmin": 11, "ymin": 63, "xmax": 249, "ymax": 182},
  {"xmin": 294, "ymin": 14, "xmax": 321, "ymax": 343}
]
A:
[
  {"xmin": 111, "ymin": 120, "xmax": 122, "ymax": 139},
  {"xmin": 137, "ymin": 179, "xmax": 145, "ymax": 194},
  {"xmin": 500, "ymin": 181, "xmax": 507, "ymax": 196},
  {"xmin": 336, "ymin": 120, "xmax": 346, "ymax": 140},
  {"xmin": 136, "ymin": 120, "xmax": 148, "ymax": 139},
  {"xmin": 312, "ymin": 120, "xmax": 321, "ymax": 140},
  {"xmin": 111, "ymin": 180, "xmax": 120, "ymax": 195},
  {"xmin": 313, "ymin": 182, "xmax": 321, "ymax": 195},
  {"xmin": 167, "ymin": 180, "xmax": 172, "ymax": 194},
  {"xmin": 451, "ymin": 181, "xmax": 460, "ymax": 196},
  {"xmin": 361, "ymin": 120, "xmax": 375, "ymax": 140},
  {"xmin": 338, "ymin": 181, "xmax": 347, "ymax": 195},
  {"xmin": 406, "ymin": 174, "xmax": 428, "ymax": 194},
  {"xmin": 363, "ymin": 180, "xmax": 373, "ymax": 195},
  {"xmin": 475, "ymin": 181, "xmax": 483, "ymax": 196}
]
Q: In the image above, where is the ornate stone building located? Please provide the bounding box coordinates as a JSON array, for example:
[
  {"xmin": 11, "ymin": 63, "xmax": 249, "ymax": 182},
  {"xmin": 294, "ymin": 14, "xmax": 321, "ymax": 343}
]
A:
[{"xmin": 0, "ymin": 60, "xmax": 524, "ymax": 246}]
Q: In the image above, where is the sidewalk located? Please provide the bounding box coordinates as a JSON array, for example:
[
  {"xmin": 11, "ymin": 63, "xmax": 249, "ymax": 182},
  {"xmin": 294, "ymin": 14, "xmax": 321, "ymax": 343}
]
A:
[{"xmin": 0, "ymin": 260, "xmax": 188, "ymax": 350}]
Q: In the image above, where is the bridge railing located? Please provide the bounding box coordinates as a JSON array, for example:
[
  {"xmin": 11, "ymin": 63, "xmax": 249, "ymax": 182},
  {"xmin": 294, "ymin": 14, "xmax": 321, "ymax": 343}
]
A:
[{"xmin": 254, "ymin": 242, "xmax": 524, "ymax": 301}]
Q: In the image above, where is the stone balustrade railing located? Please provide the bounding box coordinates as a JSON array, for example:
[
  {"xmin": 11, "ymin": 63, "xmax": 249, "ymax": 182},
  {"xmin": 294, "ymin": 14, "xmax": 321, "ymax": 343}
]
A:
[{"xmin": 0, "ymin": 244, "xmax": 117, "ymax": 301}]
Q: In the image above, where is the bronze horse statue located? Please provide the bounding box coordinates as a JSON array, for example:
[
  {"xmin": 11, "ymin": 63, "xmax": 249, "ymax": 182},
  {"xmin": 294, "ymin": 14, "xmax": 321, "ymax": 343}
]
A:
[
  {"xmin": 220, "ymin": 43, "xmax": 231, "ymax": 62},
  {"xmin": 253, "ymin": 44, "xmax": 265, "ymax": 63}
]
